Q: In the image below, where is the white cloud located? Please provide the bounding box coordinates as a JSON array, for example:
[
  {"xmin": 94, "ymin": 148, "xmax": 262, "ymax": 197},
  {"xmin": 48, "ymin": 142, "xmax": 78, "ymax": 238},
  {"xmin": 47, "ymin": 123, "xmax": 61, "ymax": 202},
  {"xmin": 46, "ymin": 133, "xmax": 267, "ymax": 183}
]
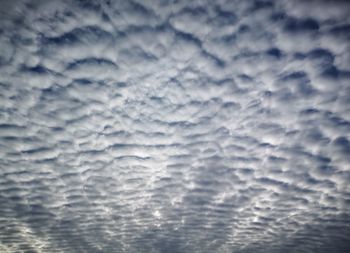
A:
[{"xmin": 0, "ymin": 0, "xmax": 350, "ymax": 252}]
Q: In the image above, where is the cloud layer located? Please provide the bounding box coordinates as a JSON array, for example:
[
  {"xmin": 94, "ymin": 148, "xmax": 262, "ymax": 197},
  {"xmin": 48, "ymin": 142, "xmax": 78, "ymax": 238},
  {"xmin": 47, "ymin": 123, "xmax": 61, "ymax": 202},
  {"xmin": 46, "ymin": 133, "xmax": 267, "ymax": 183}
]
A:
[{"xmin": 0, "ymin": 0, "xmax": 350, "ymax": 252}]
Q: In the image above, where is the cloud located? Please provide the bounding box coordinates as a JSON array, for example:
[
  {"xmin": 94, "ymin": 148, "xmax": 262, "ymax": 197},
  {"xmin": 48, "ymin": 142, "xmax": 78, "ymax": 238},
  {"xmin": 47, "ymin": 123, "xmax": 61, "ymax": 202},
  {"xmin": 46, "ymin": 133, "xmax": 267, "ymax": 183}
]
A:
[{"xmin": 0, "ymin": 0, "xmax": 350, "ymax": 252}]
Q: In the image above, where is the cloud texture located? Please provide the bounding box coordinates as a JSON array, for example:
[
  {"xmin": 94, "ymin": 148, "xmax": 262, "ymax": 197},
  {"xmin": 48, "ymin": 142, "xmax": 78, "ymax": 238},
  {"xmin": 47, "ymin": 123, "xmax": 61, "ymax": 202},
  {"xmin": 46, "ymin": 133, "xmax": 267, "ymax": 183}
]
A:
[{"xmin": 0, "ymin": 0, "xmax": 350, "ymax": 252}]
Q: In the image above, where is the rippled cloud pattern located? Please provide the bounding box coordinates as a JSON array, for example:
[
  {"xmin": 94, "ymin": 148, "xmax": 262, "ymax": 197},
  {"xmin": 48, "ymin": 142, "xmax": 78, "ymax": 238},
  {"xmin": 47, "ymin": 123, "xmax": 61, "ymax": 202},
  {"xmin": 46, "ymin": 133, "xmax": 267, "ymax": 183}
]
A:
[{"xmin": 1, "ymin": 0, "xmax": 350, "ymax": 252}]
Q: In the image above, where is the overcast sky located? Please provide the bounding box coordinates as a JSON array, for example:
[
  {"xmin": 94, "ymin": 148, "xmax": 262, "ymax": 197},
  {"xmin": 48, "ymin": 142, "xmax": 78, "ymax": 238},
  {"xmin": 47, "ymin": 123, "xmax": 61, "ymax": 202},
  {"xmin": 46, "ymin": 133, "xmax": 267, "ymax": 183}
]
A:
[{"xmin": 0, "ymin": 0, "xmax": 350, "ymax": 252}]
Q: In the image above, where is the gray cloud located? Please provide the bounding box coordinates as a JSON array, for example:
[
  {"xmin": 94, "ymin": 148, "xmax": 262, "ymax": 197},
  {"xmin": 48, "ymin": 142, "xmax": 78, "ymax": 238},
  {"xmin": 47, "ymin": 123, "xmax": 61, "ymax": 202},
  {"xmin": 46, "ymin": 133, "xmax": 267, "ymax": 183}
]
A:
[{"xmin": 0, "ymin": 0, "xmax": 350, "ymax": 252}]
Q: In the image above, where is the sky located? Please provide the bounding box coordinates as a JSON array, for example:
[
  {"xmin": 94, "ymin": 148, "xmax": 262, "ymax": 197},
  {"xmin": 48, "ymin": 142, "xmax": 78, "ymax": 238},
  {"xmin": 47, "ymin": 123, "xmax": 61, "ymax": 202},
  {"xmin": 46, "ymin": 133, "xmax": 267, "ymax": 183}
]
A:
[{"xmin": 0, "ymin": 0, "xmax": 350, "ymax": 252}]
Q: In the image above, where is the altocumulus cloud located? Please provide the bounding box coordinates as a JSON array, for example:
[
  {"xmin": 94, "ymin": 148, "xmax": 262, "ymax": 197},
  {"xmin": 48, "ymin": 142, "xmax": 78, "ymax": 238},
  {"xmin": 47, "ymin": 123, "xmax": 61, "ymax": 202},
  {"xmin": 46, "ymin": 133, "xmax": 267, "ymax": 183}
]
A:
[{"xmin": 0, "ymin": 0, "xmax": 350, "ymax": 252}]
